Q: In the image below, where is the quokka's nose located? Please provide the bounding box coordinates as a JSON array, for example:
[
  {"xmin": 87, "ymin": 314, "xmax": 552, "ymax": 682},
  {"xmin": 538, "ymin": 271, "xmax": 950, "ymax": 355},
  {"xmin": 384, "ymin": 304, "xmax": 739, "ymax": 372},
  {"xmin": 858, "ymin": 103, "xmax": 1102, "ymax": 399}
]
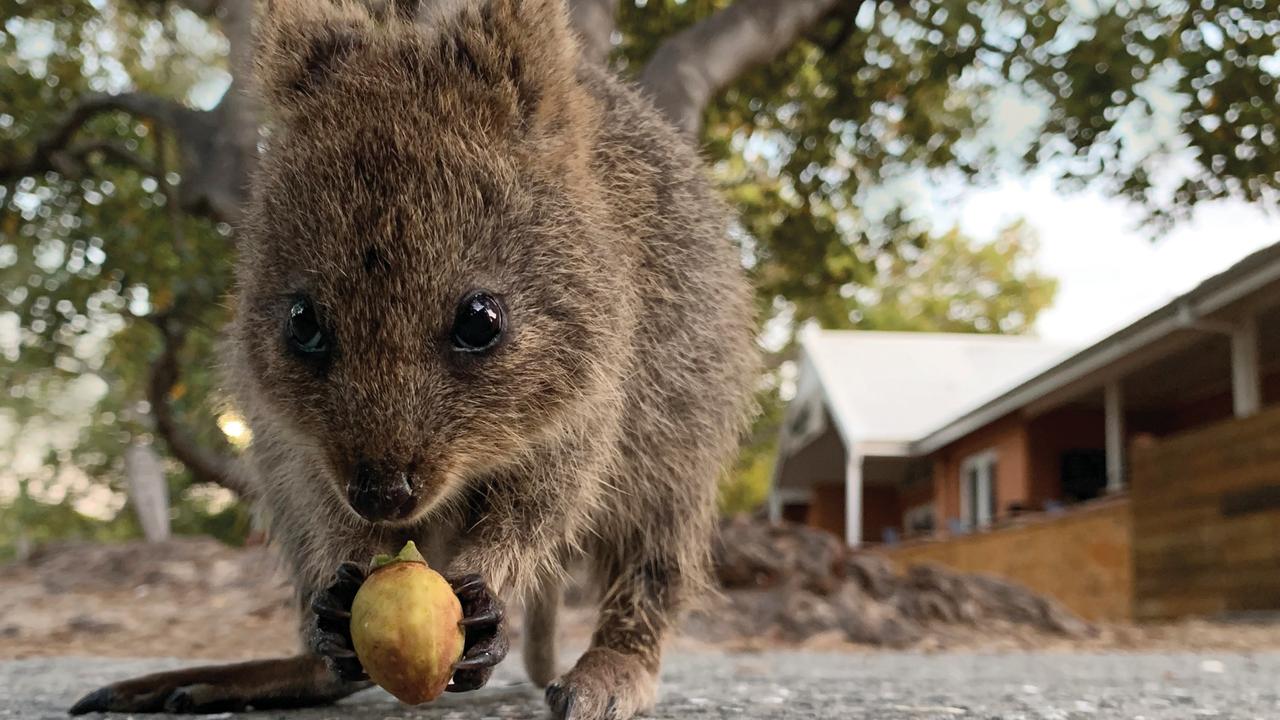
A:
[{"xmin": 348, "ymin": 461, "xmax": 416, "ymax": 522}]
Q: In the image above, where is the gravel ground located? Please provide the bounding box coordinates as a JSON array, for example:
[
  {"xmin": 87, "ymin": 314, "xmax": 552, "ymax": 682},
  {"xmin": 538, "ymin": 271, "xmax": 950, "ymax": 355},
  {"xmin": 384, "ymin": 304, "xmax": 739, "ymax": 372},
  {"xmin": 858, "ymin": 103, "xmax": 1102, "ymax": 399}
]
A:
[{"xmin": 4, "ymin": 651, "xmax": 1280, "ymax": 719}]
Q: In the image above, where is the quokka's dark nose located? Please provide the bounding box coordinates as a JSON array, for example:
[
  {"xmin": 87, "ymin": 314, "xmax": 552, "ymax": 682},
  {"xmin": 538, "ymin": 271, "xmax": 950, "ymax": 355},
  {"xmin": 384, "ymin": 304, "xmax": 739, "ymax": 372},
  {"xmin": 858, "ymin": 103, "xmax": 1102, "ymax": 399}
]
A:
[{"xmin": 348, "ymin": 461, "xmax": 416, "ymax": 522}]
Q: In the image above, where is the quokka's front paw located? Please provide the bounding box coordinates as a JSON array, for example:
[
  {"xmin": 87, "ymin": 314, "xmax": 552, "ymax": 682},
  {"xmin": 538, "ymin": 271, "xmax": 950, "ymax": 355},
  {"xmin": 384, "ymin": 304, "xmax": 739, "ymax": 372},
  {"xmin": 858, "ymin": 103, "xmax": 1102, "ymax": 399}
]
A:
[
  {"xmin": 310, "ymin": 561, "xmax": 369, "ymax": 682},
  {"xmin": 545, "ymin": 647, "xmax": 657, "ymax": 720},
  {"xmin": 446, "ymin": 573, "xmax": 509, "ymax": 692}
]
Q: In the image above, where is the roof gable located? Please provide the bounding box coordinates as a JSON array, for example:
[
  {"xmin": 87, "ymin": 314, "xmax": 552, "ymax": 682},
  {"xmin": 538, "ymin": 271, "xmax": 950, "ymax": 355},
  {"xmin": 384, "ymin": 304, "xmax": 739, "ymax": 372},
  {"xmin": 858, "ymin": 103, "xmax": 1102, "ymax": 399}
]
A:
[{"xmin": 786, "ymin": 329, "xmax": 1074, "ymax": 455}]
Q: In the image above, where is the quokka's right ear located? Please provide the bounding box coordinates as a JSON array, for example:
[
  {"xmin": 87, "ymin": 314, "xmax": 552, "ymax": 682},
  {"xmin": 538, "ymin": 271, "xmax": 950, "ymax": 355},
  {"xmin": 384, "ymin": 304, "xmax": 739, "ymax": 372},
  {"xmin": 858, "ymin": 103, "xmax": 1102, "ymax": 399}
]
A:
[{"xmin": 255, "ymin": 0, "xmax": 378, "ymax": 111}]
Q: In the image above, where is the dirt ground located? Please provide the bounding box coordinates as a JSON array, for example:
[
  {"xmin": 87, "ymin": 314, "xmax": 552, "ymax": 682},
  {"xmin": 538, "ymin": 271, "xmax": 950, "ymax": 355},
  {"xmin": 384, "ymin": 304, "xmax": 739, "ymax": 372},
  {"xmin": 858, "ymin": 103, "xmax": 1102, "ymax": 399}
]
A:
[{"xmin": 4, "ymin": 537, "xmax": 1280, "ymax": 661}]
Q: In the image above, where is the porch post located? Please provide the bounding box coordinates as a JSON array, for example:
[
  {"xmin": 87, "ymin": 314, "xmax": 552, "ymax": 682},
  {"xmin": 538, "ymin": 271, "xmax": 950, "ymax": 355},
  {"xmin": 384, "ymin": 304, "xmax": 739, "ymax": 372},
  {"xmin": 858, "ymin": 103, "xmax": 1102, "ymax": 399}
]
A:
[
  {"xmin": 1104, "ymin": 380, "xmax": 1125, "ymax": 493},
  {"xmin": 1231, "ymin": 316, "xmax": 1262, "ymax": 418},
  {"xmin": 767, "ymin": 489, "xmax": 782, "ymax": 524},
  {"xmin": 845, "ymin": 450, "xmax": 863, "ymax": 547}
]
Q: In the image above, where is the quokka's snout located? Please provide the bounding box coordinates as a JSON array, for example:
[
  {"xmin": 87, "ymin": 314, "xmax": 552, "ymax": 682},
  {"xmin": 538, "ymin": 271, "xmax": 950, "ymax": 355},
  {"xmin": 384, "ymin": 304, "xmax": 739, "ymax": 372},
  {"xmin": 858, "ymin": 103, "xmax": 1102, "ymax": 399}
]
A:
[{"xmin": 345, "ymin": 458, "xmax": 422, "ymax": 522}]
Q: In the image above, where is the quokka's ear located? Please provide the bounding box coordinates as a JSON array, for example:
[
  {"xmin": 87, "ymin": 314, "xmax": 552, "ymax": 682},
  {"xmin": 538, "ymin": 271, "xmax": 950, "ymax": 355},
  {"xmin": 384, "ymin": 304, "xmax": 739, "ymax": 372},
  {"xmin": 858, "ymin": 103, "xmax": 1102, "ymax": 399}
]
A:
[
  {"xmin": 255, "ymin": 0, "xmax": 381, "ymax": 110},
  {"xmin": 442, "ymin": 0, "xmax": 585, "ymax": 133}
]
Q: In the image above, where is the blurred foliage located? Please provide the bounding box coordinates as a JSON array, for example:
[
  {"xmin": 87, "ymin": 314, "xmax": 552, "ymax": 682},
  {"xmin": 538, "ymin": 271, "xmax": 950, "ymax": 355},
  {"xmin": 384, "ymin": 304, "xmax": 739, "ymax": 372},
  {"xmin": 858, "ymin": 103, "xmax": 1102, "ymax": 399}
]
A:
[
  {"xmin": 2, "ymin": 0, "xmax": 1278, "ymax": 536},
  {"xmin": 0, "ymin": 0, "xmax": 239, "ymax": 553},
  {"xmin": 619, "ymin": 0, "xmax": 1279, "ymax": 327}
]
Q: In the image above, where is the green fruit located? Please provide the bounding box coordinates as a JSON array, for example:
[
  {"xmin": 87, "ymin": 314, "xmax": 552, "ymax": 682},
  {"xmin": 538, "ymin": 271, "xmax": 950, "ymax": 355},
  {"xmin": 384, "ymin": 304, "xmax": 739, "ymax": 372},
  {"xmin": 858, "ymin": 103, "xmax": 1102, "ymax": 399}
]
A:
[{"xmin": 350, "ymin": 542, "xmax": 465, "ymax": 704}]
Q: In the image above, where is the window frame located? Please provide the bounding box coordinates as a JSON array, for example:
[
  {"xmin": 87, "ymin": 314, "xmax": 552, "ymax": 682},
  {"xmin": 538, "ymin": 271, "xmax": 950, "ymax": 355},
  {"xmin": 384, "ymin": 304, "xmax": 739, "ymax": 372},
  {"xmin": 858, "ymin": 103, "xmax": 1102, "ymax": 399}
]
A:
[{"xmin": 959, "ymin": 449, "xmax": 998, "ymax": 530}]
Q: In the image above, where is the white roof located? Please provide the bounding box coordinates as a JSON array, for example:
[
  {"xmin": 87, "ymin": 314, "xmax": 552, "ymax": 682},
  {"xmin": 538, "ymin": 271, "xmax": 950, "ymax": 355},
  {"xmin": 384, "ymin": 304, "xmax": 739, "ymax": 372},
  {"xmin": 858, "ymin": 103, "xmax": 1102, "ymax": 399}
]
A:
[{"xmin": 786, "ymin": 328, "xmax": 1076, "ymax": 456}]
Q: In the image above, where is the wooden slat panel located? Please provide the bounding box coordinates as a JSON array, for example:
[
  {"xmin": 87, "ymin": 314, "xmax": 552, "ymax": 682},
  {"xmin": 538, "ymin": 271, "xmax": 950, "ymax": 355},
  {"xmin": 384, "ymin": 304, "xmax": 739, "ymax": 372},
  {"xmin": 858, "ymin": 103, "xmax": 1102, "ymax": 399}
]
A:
[
  {"xmin": 885, "ymin": 499, "xmax": 1133, "ymax": 621},
  {"xmin": 1131, "ymin": 404, "xmax": 1280, "ymax": 620}
]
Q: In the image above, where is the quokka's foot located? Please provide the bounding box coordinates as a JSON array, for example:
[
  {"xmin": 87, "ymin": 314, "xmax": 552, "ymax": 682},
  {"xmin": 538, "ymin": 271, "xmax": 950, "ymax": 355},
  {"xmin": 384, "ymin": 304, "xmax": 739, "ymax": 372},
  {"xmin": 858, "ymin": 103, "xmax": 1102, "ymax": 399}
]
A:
[
  {"xmin": 446, "ymin": 573, "xmax": 509, "ymax": 692},
  {"xmin": 545, "ymin": 647, "xmax": 657, "ymax": 720},
  {"xmin": 68, "ymin": 655, "xmax": 359, "ymax": 714},
  {"xmin": 310, "ymin": 561, "xmax": 369, "ymax": 682},
  {"xmin": 70, "ymin": 678, "xmax": 190, "ymax": 715},
  {"xmin": 69, "ymin": 679, "xmax": 249, "ymax": 715}
]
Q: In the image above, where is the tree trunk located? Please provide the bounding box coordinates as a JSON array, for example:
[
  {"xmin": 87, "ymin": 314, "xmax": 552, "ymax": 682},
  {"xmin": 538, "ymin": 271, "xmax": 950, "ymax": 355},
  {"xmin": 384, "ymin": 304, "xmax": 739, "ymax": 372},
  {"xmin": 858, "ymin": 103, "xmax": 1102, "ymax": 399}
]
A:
[
  {"xmin": 638, "ymin": 0, "xmax": 851, "ymax": 137},
  {"xmin": 125, "ymin": 441, "xmax": 172, "ymax": 542}
]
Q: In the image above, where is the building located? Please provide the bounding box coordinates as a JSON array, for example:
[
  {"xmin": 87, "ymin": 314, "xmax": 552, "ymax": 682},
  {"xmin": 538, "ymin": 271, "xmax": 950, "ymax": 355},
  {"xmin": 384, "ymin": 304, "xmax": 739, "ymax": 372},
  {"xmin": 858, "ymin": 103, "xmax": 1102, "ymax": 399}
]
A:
[
  {"xmin": 771, "ymin": 243, "xmax": 1280, "ymax": 621},
  {"xmin": 770, "ymin": 331, "xmax": 1073, "ymax": 545}
]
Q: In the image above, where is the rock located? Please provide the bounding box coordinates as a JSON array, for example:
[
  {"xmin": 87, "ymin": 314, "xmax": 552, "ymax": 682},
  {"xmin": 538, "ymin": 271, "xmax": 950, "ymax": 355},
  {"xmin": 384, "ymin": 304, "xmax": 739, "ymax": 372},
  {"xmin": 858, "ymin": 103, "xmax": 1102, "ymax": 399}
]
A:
[{"xmin": 700, "ymin": 516, "xmax": 1094, "ymax": 649}]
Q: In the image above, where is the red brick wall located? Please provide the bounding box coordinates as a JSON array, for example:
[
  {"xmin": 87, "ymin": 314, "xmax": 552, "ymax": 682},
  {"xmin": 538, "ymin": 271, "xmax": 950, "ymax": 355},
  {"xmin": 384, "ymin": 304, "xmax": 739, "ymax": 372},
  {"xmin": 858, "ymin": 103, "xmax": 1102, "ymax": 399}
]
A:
[{"xmin": 932, "ymin": 414, "xmax": 1032, "ymax": 527}]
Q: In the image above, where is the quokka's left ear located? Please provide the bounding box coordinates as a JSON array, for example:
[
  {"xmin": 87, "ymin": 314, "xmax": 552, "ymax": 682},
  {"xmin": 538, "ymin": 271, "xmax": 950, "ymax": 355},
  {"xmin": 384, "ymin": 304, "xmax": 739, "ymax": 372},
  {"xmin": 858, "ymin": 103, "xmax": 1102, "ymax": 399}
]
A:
[
  {"xmin": 438, "ymin": 0, "xmax": 586, "ymax": 134},
  {"xmin": 254, "ymin": 0, "xmax": 386, "ymax": 112}
]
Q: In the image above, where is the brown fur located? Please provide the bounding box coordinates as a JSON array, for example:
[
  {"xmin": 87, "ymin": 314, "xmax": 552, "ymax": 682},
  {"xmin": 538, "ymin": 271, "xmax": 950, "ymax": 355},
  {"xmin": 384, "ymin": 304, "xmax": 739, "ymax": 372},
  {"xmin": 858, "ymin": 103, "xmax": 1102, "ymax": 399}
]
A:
[{"xmin": 78, "ymin": 0, "xmax": 755, "ymax": 717}]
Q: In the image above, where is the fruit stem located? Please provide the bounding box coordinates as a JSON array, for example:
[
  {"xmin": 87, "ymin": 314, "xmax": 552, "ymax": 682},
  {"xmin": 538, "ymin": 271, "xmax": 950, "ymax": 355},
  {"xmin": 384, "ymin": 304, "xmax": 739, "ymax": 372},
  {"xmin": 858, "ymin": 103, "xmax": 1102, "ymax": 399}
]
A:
[{"xmin": 373, "ymin": 540, "xmax": 428, "ymax": 569}]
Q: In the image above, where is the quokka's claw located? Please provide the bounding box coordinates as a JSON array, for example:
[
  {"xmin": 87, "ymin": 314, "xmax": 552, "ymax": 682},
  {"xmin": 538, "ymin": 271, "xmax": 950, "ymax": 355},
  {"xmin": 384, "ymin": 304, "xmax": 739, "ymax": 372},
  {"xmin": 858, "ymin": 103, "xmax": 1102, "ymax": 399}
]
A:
[{"xmin": 444, "ymin": 572, "xmax": 508, "ymax": 693}]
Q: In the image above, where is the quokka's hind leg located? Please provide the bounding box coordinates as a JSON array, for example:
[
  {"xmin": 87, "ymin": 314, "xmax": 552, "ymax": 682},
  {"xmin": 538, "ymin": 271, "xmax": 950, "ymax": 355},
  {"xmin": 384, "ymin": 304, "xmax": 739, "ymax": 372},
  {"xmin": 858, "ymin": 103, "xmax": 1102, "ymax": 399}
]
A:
[
  {"xmin": 545, "ymin": 551, "xmax": 681, "ymax": 720},
  {"xmin": 523, "ymin": 574, "xmax": 563, "ymax": 688},
  {"xmin": 68, "ymin": 654, "xmax": 368, "ymax": 715},
  {"xmin": 69, "ymin": 559, "xmax": 376, "ymax": 715}
]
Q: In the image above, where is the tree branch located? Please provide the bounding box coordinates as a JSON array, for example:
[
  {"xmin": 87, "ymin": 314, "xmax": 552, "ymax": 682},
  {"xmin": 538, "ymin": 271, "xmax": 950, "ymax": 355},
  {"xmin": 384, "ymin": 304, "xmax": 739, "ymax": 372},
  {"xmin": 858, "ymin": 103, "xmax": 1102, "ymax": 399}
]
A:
[
  {"xmin": 567, "ymin": 0, "xmax": 619, "ymax": 66},
  {"xmin": 1, "ymin": 87, "xmax": 248, "ymax": 224},
  {"xmin": 147, "ymin": 315, "xmax": 249, "ymax": 497},
  {"xmin": 46, "ymin": 140, "xmax": 163, "ymax": 180},
  {"xmin": 0, "ymin": 92, "xmax": 181, "ymax": 180},
  {"xmin": 637, "ymin": 0, "xmax": 855, "ymax": 136}
]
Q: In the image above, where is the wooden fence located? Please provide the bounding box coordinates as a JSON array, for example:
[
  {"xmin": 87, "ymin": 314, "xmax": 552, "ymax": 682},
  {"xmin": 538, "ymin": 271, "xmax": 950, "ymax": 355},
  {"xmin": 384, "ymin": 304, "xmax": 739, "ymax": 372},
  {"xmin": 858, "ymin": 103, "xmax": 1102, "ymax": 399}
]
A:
[
  {"xmin": 1130, "ymin": 404, "xmax": 1280, "ymax": 620},
  {"xmin": 883, "ymin": 497, "xmax": 1133, "ymax": 621}
]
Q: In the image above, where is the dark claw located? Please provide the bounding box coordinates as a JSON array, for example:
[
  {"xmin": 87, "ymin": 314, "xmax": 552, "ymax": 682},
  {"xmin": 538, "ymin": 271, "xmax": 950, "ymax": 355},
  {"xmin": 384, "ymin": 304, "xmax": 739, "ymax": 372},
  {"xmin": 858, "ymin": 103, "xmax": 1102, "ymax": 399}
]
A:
[
  {"xmin": 443, "ymin": 572, "xmax": 507, "ymax": 693},
  {"xmin": 328, "ymin": 657, "xmax": 369, "ymax": 683},
  {"xmin": 69, "ymin": 686, "xmax": 113, "ymax": 715},
  {"xmin": 311, "ymin": 560, "xmax": 369, "ymax": 683},
  {"xmin": 311, "ymin": 593, "xmax": 351, "ymax": 620},
  {"xmin": 545, "ymin": 683, "xmax": 575, "ymax": 718},
  {"xmin": 459, "ymin": 610, "xmax": 501, "ymax": 627},
  {"xmin": 335, "ymin": 561, "xmax": 366, "ymax": 587},
  {"xmin": 162, "ymin": 686, "xmax": 197, "ymax": 714},
  {"xmin": 447, "ymin": 670, "xmax": 491, "ymax": 693},
  {"xmin": 450, "ymin": 574, "xmax": 485, "ymax": 598},
  {"xmin": 454, "ymin": 650, "xmax": 501, "ymax": 671},
  {"xmin": 316, "ymin": 636, "xmax": 357, "ymax": 659}
]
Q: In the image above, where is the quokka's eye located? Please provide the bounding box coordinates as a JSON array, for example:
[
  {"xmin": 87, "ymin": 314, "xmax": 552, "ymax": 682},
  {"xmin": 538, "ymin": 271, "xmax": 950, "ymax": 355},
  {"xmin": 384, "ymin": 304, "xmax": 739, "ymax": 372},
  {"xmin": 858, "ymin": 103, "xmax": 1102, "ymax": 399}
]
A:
[
  {"xmin": 451, "ymin": 292, "xmax": 505, "ymax": 353},
  {"xmin": 287, "ymin": 297, "xmax": 329, "ymax": 355}
]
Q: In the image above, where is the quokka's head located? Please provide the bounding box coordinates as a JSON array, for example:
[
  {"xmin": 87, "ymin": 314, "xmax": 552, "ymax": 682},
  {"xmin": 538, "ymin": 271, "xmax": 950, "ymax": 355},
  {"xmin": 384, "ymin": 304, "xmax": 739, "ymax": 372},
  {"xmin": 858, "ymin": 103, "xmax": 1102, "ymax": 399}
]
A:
[{"xmin": 231, "ymin": 0, "xmax": 623, "ymax": 525}]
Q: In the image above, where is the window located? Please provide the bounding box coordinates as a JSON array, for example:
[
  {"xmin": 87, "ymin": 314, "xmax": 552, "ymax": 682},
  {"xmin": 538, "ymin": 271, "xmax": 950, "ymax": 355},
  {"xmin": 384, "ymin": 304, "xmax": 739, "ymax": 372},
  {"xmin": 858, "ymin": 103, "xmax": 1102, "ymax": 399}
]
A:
[
  {"xmin": 1060, "ymin": 449, "xmax": 1107, "ymax": 503},
  {"xmin": 904, "ymin": 503, "xmax": 936, "ymax": 536},
  {"xmin": 960, "ymin": 450, "xmax": 997, "ymax": 529}
]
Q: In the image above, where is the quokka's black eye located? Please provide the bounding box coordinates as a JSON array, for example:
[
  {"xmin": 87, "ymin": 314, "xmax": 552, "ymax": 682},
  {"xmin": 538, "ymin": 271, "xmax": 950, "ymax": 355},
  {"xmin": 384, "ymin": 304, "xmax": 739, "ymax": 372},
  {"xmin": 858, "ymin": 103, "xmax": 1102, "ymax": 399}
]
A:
[
  {"xmin": 451, "ymin": 292, "xmax": 505, "ymax": 353},
  {"xmin": 287, "ymin": 297, "xmax": 329, "ymax": 355}
]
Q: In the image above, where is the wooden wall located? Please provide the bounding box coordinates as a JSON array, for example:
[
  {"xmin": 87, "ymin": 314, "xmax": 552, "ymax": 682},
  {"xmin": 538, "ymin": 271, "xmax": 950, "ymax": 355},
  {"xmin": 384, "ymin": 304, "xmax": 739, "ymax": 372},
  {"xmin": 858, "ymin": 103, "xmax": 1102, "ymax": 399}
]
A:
[
  {"xmin": 884, "ymin": 498, "xmax": 1133, "ymax": 621},
  {"xmin": 805, "ymin": 482, "xmax": 906, "ymax": 544},
  {"xmin": 807, "ymin": 483, "xmax": 846, "ymax": 540},
  {"xmin": 1130, "ymin": 405, "xmax": 1280, "ymax": 620}
]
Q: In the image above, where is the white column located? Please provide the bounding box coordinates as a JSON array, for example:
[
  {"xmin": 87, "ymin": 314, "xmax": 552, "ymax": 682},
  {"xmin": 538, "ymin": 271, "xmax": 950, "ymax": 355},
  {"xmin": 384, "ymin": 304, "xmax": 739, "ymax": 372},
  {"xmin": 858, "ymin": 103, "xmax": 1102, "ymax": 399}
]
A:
[
  {"xmin": 767, "ymin": 489, "xmax": 782, "ymax": 524},
  {"xmin": 124, "ymin": 441, "xmax": 171, "ymax": 542},
  {"xmin": 1231, "ymin": 316, "xmax": 1262, "ymax": 418},
  {"xmin": 1104, "ymin": 380, "xmax": 1125, "ymax": 493},
  {"xmin": 845, "ymin": 451, "xmax": 863, "ymax": 547}
]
